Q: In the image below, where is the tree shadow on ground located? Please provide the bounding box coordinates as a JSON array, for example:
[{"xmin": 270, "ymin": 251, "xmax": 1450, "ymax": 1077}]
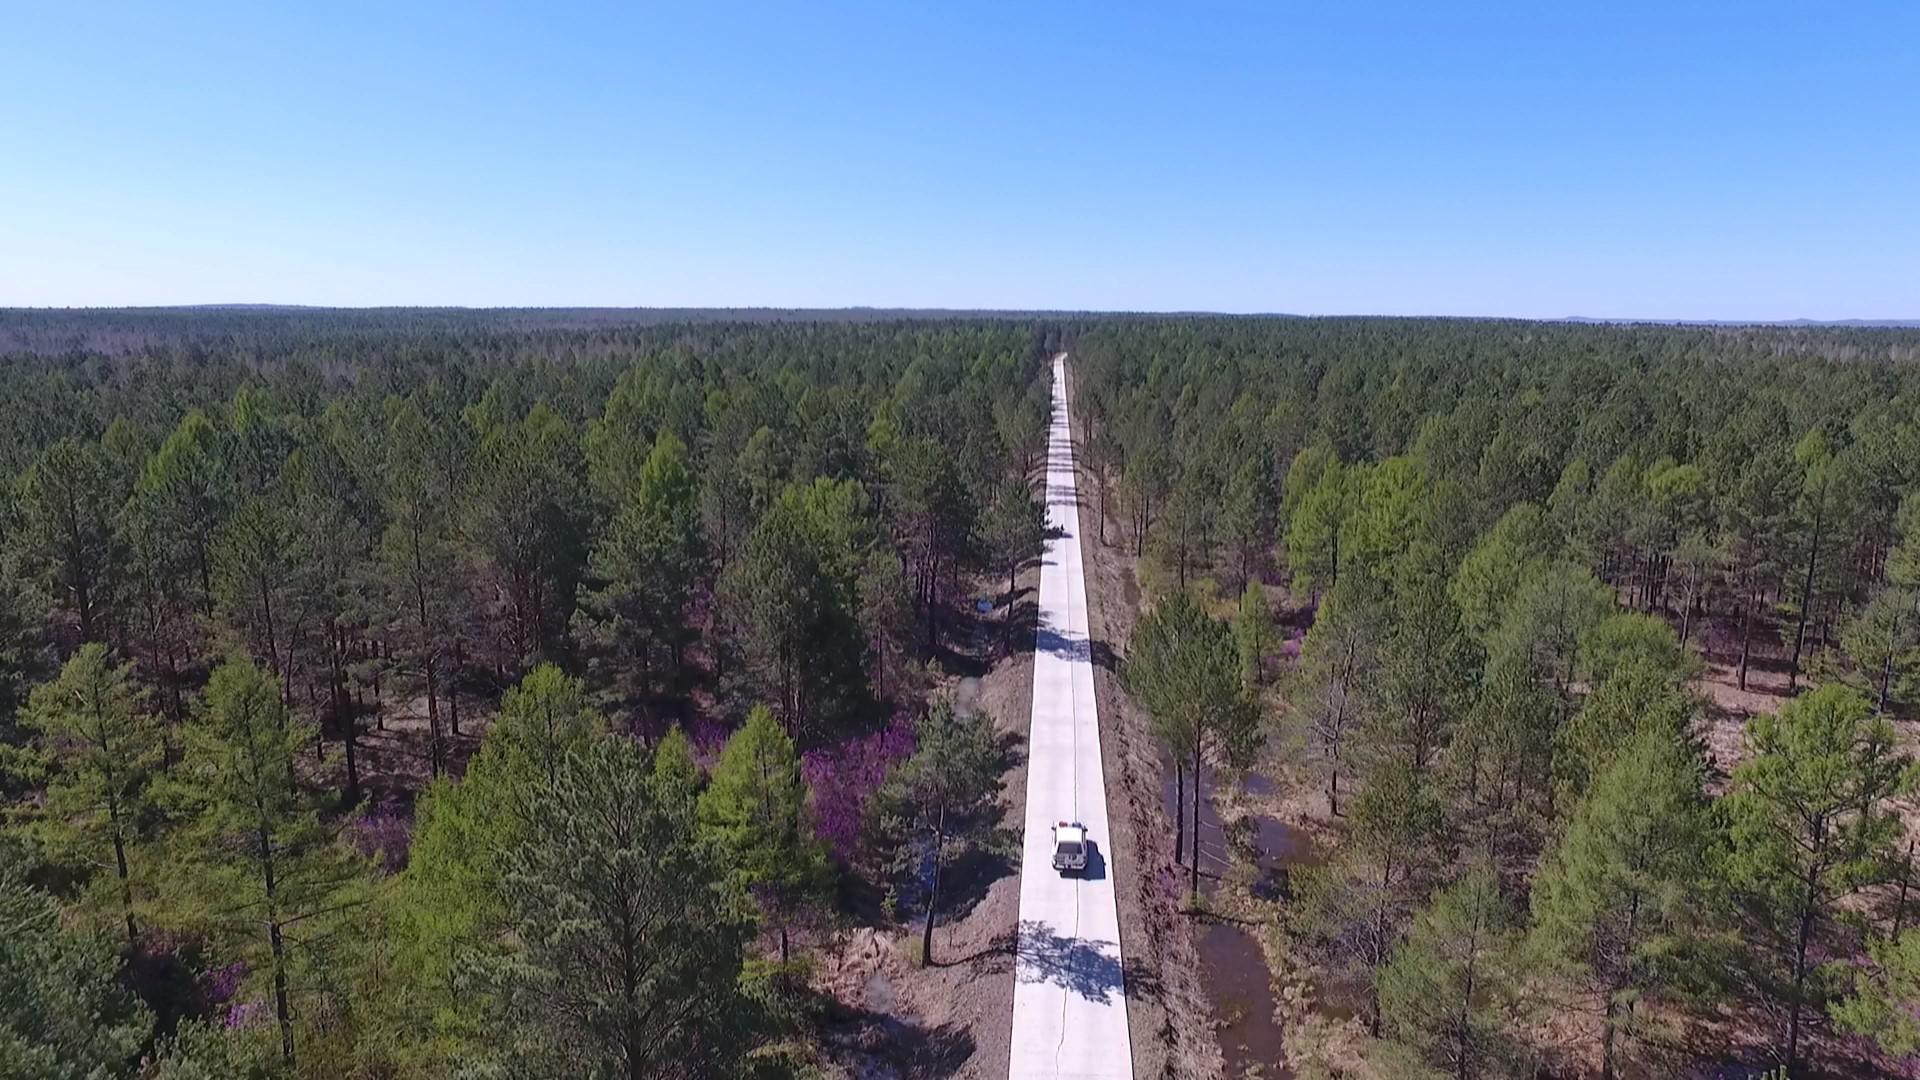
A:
[
  {"xmin": 931, "ymin": 926, "xmax": 1017, "ymax": 972},
  {"xmin": 832, "ymin": 1009, "xmax": 979, "ymax": 1080},
  {"xmin": 1013, "ymin": 918, "xmax": 1126, "ymax": 1004},
  {"xmin": 937, "ymin": 820, "xmax": 1022, "ymax": 924}
]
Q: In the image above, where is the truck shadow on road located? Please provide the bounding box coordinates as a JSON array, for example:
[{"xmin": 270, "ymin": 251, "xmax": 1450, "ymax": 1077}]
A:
[{"xmin": 1013, "ymin": 918, "xmax": 1126, "ymax": 1004}]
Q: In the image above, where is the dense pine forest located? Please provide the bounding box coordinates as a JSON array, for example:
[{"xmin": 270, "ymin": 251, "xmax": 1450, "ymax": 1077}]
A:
[
  {"xmin": 10, "ymin": 309, "xmax": 1920, "ymax": 1079},
  {"xmin": 0, "ymin": 310, "xmax": 1059, "ymax": 1077},
  {"xmin": 1074, "ymin": 317, "xmax": 1920, "ymax": 1078}
]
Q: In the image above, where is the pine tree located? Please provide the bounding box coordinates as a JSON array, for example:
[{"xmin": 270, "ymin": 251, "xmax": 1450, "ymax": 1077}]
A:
[
  {"xmin": 1451, "ymin": 502, "xmax": 1557, "ymax": 646},
  {"xmin": 469, "ymin": 737, "xmax": 763, "ymax": 1079},
  {"xmin": 1379, "ymin": 865, "xmax": 1519, "ymax": 1080},
  {"xmin": 1488, "ymin": 561, "xmax": 1612, "ymax": 724},
  {"xmin": 0, "ymin": 860, "xmax": 152, "ymax": 1080},
  {"xmin": 1286, "ymin": 457, "xmax": 1353, "ymax": 597},
  {"xmin": 1576, "ymin": 611, "xmax": 1696, "ymax": 691},
  {"xmin": 379, "ymin": 396, "xmax": 462, "ymax": 779},
  {"xmin": 1718, "ymin": 445, "xmax": 1797, "ymax": 692},
  {"xmin": 1220, "ymin": 454, "xmax": 1277, "ymax": 593},
  {"xmin": 24, "ymin": 644, "xmax": 162, "ymax": 944},
  {"xmin": 876, "ymin": 697, "xmax": 1001, "ymax": 965},
  {"xmin": 983, "ymin": 475, "xmax": 1049, "ymax": 652},
  {"xmin": 1449, "ymin": 653, "xmax": 1553, "ymax": 860},
  {"xmin": 1830, "ymin": 585, "xmax": 1920, "ymax": 713},
  {"xmin": 1834, "ymin": 925, "xmax": 1920, "ymax": 1057},
  {"xmin": 1366, "ymin": 545, "xmax": 1480, "ymax": 776},
  {"xmin": 1293, "ymin": 760, "xmax": 1447, "ymax": 1035},
  {"xmin": 466, "ymin": 400, "xmax": 588, "ymax": 668},
  {"xmin": 720, "ymin": 478, "xmax": 875, "ymax": 743},
  {"xmin": 577, "ymin": 430, "xmax": 705, "ymax": 708},
  {"xmin": 1288, "ymin": 573, "xmax": 1384, "ymax": 817},
  {"xmin": 697, "ymin": 704, "xmax": 832, "ymax": 967},
  {"xmin": 18, "ymin": 437, "xmax": 123, "ymax": 643},
  {"xmin": 1339, "ymin": 456, "xmax": 1430, "ymax": 586},
  {"xmin": 184, "ymin": 655, "xmax": 370, "ymax": 1068},
  {"xmin": 1553, "ymin": 658, "xmax": 1697, "ymax": 802},
  {"xmin": 1122, "ymin": 591, "xmax": 1260, "ymax": 899},
  {"xmin": 391, "ymin": 664, "xmax": 604, "ymax": 1063},
  {"xmin": 1725, "ymin": 684, "xmax": 1914, "ymax": 1076},
  {"xmin": 1531, "ymin": 730, "xmax": 1715, "ymax": 1079},
  {"xmin": 1233, "ymin": 582, "xmax": 1276, "ymax": 690}
]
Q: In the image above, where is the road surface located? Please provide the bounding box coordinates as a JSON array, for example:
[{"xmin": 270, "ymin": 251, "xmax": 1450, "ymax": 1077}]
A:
[{"xmin": 1008, "ymin": 355, "xmax": 1134, "ymax": 1080}]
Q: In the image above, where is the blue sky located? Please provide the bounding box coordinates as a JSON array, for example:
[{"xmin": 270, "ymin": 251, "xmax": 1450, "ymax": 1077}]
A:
[{"xmin": 3, "ymin": 1, "xmax": 1916, "ymax": 318}]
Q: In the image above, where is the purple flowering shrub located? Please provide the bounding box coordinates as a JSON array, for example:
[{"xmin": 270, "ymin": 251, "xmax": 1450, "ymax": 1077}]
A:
[
  {"xmin": 348, "ymin": 799, "xmax": 413, "ymax": 873},
  {"xmin": 801, "ymin": 713, "xmax": 916, "ymax": 865},
  {"xmin": 224, "ymin": 999, "xmax": 270, "ymax": 1030},
  {"xmin": 203, "ymin": 960, "xmax": 249, "ymax": 1005},
  {"xmin": 1279, "ymin": 627, "xmax": 1305, "ymax": 664},
  {"xmin": 688, "ymin": 717, "xmax": 732, "ymax": 768}
]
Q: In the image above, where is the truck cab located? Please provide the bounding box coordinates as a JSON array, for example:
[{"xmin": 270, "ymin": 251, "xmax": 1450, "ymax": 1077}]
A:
[{"xmin": 1051, "ymin": 821, "xmax": 1088, "ymax": 873}]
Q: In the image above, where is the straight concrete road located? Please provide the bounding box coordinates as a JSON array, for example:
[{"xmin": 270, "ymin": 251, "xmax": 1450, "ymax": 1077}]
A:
[{"xmin": 1008, "ymin": 355, "xmax": 1134, "ymax": 1080}]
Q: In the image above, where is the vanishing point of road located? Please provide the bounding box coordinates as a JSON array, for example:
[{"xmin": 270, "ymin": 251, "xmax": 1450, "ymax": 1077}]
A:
[{"xmin": 1007, "ymin": 355, "xmax": 1134, "ymax": 1080}]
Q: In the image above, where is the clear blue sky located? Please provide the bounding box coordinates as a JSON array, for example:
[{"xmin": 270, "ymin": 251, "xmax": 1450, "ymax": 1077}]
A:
[{"xmin": 4, "ymin": 2, "xmax": 1916, "ymax": 318}]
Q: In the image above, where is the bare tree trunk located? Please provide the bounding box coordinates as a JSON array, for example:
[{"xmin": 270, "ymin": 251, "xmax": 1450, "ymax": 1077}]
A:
[
  {"xmin": 1738, "ymin": 585, "xmax": 1759, "ymax": 692},
  {"xmin": 1172, "ymin": 761, "xmax": 1185, "ymax": 866},
  {"xmin": 923, "ymin": 806, "xmax": 945, "ymax": 965},
  {"xmin": 1790, "ymin": 501, "xmax": 1825, "ymax": 689},
  {"xmin": 1190, "ymin": 735, "xmax": 1203, "ymax": 902}
]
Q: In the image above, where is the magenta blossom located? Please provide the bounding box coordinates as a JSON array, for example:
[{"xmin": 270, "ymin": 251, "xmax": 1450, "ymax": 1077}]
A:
[{"xmin": 802, "ymin": 714, "xmax": 917, "ymax": 864}]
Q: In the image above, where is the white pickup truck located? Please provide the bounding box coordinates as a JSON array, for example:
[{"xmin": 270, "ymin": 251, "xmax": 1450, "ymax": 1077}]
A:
[{"xmin": 1051, "ymin": 821, "xmax": 1088, "ymax": 873}]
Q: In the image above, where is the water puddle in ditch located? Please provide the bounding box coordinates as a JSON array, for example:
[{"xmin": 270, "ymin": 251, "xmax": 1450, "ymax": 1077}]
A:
[{"xmin": 1162, "ymin": 762, "xmax": 1315, "ymax": 1079}]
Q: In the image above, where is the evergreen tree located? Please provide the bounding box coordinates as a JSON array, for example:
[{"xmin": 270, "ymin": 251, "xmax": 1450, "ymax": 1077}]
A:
[
  {"xmin": 379, "ymin": 396, "xmax": 463, "ymax": 779},
  {"xmin": 137, "ymin": 409, "xmax": 229, "ymax": 623},
  {"xmin": 576, "ymin": 430, "xmax": 704, "ymax": 708},
  {"xmin": 466, "ymin": 400, "xmax": 588, "ymax": 668},
  {"xmin": 1576, "ymin": 611, "xmax": 1696, "ymax": 691},
  {"xmin": 1293, "ymin": 760, "xmax": 1448, "ymax": 1035},
  {"xmin": 1487, "ymin": 561, "xmax": 1612, "ymax": 724},
  {"xmin": 1834, "ymin": 926, "xmax": 1920, "ymax": 1058},
  {"xmin": 23, "ymin": 643, "xmax": 162, "ymax": 943},
  {"xmin": 1288, "ymin": 573, "xmax": 1384, "ymax": 817},
  {"xmin": 1366, "ymin": 545, "xmax": 1480, "ymax": 776},
  {"xmin": 0, "ymin": 860, "xmax": 152, "ymax": 1080},
  {"xmin": 1553, "ymin": 658, "xmax": 1697, "ymax": 802},
  {"xmin": 1233, "ymin": 582, "xmax": 1276, "ymax": 690},
  {"xmin": 876, "ymin": 697, "xmax": 1001, "ymax": 965},
  {"xmin": 1379, "ymin": 865, "xmax": 1519, "ymax": 1080},
  {"xmin": 1718, "ymin": 445, "xmax": 1797, "ymax": 692},
  {"xmin": 184, "ymin": 655, "xmax": 370, "ymax": 1068},
  {"xmin": 697, "ymin": 704, "xmax": 832, "ymax": 967},
  {"xmin": 18, "ymin": 436, "xmax": 123, "ymax": 643},
  {"xmin": 1829, "ymin": 585, "xmax": 1920, "ymax": 713},
  {"xmin": 1339, "ymin": 456, "xmax": 1430, "ymax": 585},
  {"xmin": 1451, "ymin": 502, "xmax": 1557, "ymax": 646},
  {"xmin": 1449, "ymin": 653, "xmax": 1553, "ymax": 862},
  {"xmin": 1724, "ymin": 684, "xmax": 1914, "ymax": 1076},
  {"xmin": 721, "ymin": 478, "xmax": 875, "ymax": 743},
  {"xmin": 982, "ymin": 475, "xmax": 1049, "ymax": 651},
  {"xmin": 1531, "ymin": 730, "xmax": 1715, "ymax": 1079},
  {"xmin": 1285, "ymin": 456, "xmax": 1353, "ymax": 597},
  {"xmin": 1123, "ymin": 590, "xmax": 1260, "ymax": 898},
  {"xmin": 1220, "ymin": 454, "xmax": 1278, "ymax": 593},
  {"xmin": 469, "ymin": 736, "xmax": 764, "ymax": 1079}
]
